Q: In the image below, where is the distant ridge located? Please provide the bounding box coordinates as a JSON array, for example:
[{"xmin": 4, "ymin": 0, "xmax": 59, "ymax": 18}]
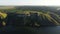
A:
[{"xmin": 15, "ymin": 6, "xmax": 58, "ymax": 11}]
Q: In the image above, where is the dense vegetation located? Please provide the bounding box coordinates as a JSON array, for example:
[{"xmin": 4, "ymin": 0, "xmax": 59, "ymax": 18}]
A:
[{"xmin": 0, "ymin": 6, "xmax": 60, "ymax": 27}]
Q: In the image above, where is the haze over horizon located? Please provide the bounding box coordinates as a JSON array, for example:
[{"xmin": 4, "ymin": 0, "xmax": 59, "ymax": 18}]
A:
[{"xmin": 0, "ymin": 0, "xmax": 60, "ymax": 6}]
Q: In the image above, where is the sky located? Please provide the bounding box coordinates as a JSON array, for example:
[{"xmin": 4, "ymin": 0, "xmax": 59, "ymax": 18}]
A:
[{"xmin": 0, "ymin": 0, "xmax": 60, "ymax": 6}]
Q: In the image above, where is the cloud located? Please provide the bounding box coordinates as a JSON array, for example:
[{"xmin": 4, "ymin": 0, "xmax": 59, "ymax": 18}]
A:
[{"xmin": 0, "ymin": 0, "xmax": 60, "ymax": 6}]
